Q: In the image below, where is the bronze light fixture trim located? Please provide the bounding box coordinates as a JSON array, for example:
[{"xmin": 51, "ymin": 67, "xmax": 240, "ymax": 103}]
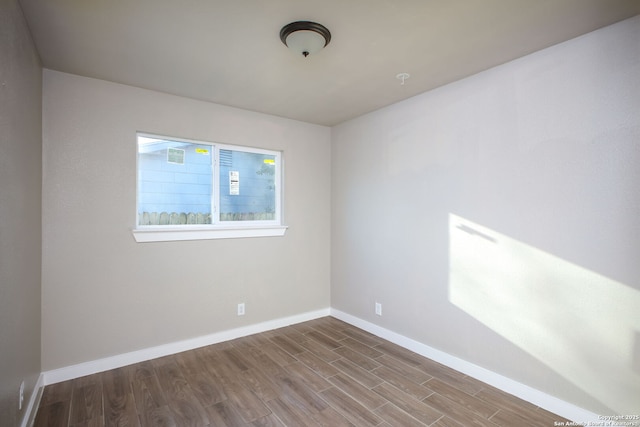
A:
[{"xmin": 280, "ymin": 21, "xmax": 331, "ymax": 57}]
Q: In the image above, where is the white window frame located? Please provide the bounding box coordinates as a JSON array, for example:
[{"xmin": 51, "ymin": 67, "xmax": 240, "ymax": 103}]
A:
[{"xmin": 132, "ymin": 132, "xmax": 287, "ymax": 242}]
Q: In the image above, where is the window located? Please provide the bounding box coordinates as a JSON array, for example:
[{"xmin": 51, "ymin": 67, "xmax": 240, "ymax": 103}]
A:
[{"xmin": 133, "ymin": 133, "xmax": 286, "ymax": 242}]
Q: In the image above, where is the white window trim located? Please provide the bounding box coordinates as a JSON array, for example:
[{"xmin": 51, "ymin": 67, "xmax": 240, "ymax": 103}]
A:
[
  {"xmin": 132, "ymin": 225, "xmax": 288, "ymax": 243},
  {"xmin": 134, "ymin": 132, "xmax": 286, "ymax": 242}
]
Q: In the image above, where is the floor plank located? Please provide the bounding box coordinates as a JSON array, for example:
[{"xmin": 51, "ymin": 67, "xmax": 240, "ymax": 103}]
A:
[
  {"xmin": 34, "ymin": 316, "xmax": 571, "ymax": 426},
  {"xmin": 318, "ymin": 387, "xmax": 382, "ymax": 426},
  {"xmin": 370, "ymin": 365, "xmax": 433, "ymax": 400},
  {"xmin": 374, "ymin": 402, "xmax": 430, "ymax": 427},
  {"xmin": 327, "ymin": 372, "xmax": 386, "ymax": 410},
  {"xmin": 331, "ymin": 358, "xmax": 385, "ymax": 389},
  {"xmin": 425, "ymin": 377, "xmax": 499, "ymax": 419},
  {"xmin": 34, "ymin": 401, "xmax": 71, "ymax": 427},
  {"xmin": 423, "ymin": 393, "xmax": 500, "ymax": 427},
  {"xmin": 372, "ymin": 382, "xmax": 442, "ymax": 425},
  {"xmin": 101, "ymin": 368, "xmax": 140, "ymax": 427}
]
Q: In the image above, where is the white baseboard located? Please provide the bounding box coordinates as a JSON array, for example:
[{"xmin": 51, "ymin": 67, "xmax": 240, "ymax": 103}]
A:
[
  {"xmin": 20, "ymin": 372, "xmax": 45, "ymax": 427},
  {"xmin": 42, "ymin": 308, "xmax": 330, "ymax": 386},
  {"xmin": 330, "ymin": 308, "xmax": 600, "ymax": 424}
]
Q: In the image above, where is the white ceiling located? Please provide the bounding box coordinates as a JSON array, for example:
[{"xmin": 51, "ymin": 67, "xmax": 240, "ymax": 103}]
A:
[{"xmin": 19, "ymin": 0, "xmax": 640, "ymax": 126}]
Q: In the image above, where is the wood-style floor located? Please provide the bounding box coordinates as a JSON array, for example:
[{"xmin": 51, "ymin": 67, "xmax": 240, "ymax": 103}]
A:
[{"xmin": 34, "ymin": 317, "xmax": 569, "ymax": 426}]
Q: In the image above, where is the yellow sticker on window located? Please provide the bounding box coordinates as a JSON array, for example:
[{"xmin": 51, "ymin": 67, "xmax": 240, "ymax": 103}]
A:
[
  {"xmin": 263, "ymin": 159, "xmax": 275, "ymax": 164},
  {"xmin": 195, "ymin": 148, "xmax": 209, "ymax": 155}
]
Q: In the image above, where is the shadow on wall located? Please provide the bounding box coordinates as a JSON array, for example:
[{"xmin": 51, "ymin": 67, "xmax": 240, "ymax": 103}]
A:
[{"xmin": 448, "ymin": 213, "xmax": 640, "ymax": 415}]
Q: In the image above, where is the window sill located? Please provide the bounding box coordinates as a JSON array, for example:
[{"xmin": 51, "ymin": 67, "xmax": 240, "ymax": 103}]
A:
[{"xmin": 132, "ymin": 225, "xmax": 288, "ymax": 243}]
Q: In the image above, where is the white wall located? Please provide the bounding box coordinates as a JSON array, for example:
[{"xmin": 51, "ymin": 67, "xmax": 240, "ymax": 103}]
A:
[
  {"xmin": 42, "ymin": 70, "xmax": 331, "ymax": 370},
  {"xmin": 0, "ymin": 1, "xmax": 42, "ymax": 425},
  {"xmin": 331, "ymin": 16, "xmax": 640, "ymax": 415}
]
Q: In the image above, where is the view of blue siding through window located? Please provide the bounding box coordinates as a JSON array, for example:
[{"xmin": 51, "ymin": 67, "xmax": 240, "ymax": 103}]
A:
[
  {"xmin": 138, "ymin": 137, "xmax": 213, "ymax": 224},
  {"xmin": 137, "ymin": 135, "xmax": 276, "ymax": 225},
  {"xmin": 219, "ymin": 149, "xmax": 276, "ymax": 220}
]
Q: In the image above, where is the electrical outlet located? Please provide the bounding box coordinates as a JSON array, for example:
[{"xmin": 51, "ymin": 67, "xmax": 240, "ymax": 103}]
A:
[
  {"xmin": 375, "ymin": 302, "xmax": 382, "ymax": 316},
  {"xmin": 237, "ymin": 303, "xmax": 245, "ymax": 316},
  {"xmin": 19, "ymin": 381, "xmax": 24, "ymax": 411}
]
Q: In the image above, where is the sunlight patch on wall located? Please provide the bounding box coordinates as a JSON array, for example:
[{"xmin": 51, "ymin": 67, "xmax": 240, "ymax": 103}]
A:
[{"xmin": 449, "ymin": 214, "xmax": 640, "ymax": 414}]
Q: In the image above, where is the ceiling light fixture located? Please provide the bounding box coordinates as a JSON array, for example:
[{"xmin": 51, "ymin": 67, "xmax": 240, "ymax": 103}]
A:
[{"xmin": 280, "ymin": 21, "xmax": 331, "ymax": 57}]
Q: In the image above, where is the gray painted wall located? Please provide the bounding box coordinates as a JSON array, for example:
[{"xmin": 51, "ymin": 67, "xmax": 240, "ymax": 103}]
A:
[
  {"xmin": 0, "ymin": 1, "xmax": 42, "ymax": 425},
  {"xmin": 331, "ymin": 16, "xmax": 640, "ymax": 415},
  {"xmin": 41, "ymin": 70, "xmax": 331, "ymax": 370}
]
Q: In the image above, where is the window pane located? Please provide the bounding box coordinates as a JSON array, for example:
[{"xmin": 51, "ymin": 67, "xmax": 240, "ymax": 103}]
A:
[
  {"xmin": 219, "ymin": 149, "xmax": 276, "ymax": 221},
  {"xmin": 138, "ymin": 136, "xmax": 212, "ymax": 225}
]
